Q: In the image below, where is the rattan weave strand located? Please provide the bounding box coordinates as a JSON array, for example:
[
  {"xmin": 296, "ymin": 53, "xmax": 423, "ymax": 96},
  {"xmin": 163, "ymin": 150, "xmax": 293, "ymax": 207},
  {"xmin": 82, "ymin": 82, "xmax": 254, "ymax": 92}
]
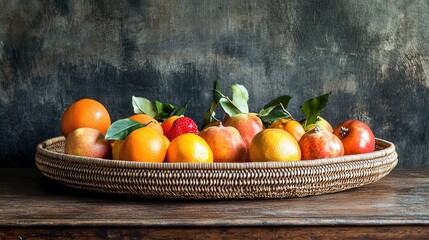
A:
[{"xmin": 35, "ymin": 136, "xmax": 397, "ymax": 199}]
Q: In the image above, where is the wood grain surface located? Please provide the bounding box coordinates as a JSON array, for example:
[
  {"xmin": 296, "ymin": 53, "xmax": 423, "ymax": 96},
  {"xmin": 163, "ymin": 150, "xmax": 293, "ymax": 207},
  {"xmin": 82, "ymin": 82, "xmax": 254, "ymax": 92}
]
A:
[
  {"xmin": 0, "ymin": 168, "xmax": 428, "ymax": 227},
  {"xmin": 0, "ymin": 1, "xmax": 428, "ymax": 168},
  {"xmin": 1, "ymin": 226, "xmax": 428, "ymax": 240},
  {"xmin": 0, "ymin": 168, "xmax": 428, "ymax": 239}
]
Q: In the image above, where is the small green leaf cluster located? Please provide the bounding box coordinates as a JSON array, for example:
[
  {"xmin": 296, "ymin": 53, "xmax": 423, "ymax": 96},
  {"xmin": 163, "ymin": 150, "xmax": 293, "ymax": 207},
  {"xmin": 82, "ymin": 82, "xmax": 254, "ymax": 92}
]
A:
[
  {"xmin": 202, "ymin": 81, "xmax": 250, "ymax": 126},
  {"xmin": 105, "ymin": 97, "xmax": 189, "ymax": 140},
  {"xmin": 203, "ymin": 81, "xmax": 331, "ymax": 129},
  {"xmin": 132, "ymin": 96, "xmax": 188, "ymax": 122},
  {"xmin": 299, "ymin": 93, "xmax": 331, "ymax": 129}
]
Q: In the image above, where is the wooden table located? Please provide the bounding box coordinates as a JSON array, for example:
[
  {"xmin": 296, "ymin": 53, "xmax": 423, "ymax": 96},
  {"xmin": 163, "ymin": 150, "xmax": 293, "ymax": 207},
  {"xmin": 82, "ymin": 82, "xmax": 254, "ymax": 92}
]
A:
[{"xmin": 0, "ymin": 168, "xmax": 428, "ymax": 239}]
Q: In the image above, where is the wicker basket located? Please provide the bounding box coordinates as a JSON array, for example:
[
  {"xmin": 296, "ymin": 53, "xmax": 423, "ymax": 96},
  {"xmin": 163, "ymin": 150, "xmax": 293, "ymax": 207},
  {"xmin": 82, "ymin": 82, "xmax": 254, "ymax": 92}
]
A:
[{"xmin": 35, "ymin": 136, "xmax": 397, "ymax": 199}]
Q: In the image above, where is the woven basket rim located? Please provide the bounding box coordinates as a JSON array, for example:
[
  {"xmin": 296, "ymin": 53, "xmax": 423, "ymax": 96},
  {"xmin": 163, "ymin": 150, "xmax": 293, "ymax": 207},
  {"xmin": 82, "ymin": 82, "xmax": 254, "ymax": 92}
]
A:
[{"xmin": 36, "ymin": 136, "xmax": 396, "ymax": 170}]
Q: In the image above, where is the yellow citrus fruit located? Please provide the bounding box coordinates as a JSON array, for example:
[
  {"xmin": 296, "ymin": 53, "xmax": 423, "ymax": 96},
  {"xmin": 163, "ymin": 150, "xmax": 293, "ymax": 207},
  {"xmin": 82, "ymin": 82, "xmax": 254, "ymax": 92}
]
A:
[
  {"xmin": 249, "ymin": 129, "xmax": 301, "ymax": 162},
  {"xmin": 119, "ymin": 127, "xmax": 167, "ymax": 162},
  {"xmin": 269, "ymin": 118, "xmax": 305, "ymax": 142},
  {"xmin": 61, "ymin": 98, "xmax": 111, "ymax": 136},
  {"xmin": 129, "ymin": 114, "xmax": 164, "ymax": 135},
  {"xmin": 166, "ymin": 133, "xmax": 213, "ymax": 163},
  {"xmin": 161, "ymin": 115, "xmax": 180, "ymax": 137}
]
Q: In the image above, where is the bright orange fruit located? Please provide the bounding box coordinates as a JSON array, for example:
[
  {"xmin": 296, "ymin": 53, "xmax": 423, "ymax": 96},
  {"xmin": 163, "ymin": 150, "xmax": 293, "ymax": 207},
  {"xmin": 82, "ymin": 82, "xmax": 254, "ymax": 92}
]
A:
[
  {"xmin": 269, "ymin": 118, "xmax": 305, "ymax": 142},
  {"xmin": 119, "ymin": 127, "xmax": 167, "ymax": 162},
  {"xmin": 129, "ymin": 114, "xmax": 163, "ymax": 135},
  {"xmin": 61, "ymin": 98, "xmax": 111, "ymax": 136},
  {"xmin": 111, "ymin": 140, "xmax": 124, "ymax": 160}
]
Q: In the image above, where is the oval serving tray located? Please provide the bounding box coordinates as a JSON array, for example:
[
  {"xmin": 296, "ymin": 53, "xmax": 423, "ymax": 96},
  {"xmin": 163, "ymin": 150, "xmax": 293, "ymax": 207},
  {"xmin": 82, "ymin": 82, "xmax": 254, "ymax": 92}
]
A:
[{"xmin": 35, "ymin": 136, "xmax": 397, "ymax": 199}]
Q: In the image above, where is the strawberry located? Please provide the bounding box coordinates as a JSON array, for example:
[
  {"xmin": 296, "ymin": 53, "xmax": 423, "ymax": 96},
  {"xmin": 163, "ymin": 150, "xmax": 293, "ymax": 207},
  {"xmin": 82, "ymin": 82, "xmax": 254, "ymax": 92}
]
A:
[{"xmin": 167, "ymin": 117, "xmax": 199, "ymax": 141}]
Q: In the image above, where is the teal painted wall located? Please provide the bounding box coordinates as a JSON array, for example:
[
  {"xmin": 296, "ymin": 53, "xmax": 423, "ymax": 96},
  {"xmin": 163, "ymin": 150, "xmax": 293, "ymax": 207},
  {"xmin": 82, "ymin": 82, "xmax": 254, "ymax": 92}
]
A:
[{"xmin": 1, "ymin": 0, "xmax": 428, "ymax": 167}]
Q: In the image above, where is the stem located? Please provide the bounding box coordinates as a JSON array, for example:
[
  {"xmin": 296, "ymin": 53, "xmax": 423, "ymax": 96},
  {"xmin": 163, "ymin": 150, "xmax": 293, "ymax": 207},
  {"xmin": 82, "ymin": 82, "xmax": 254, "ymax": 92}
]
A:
[
  {"xmin": 146, "ymin": 120, "xmax": 156, "ymax": 127},
  {"xmin": 211, "ymin": 114, "xmax": 221, "ymax": 124},
  {"xmin": 314, "ymin": 124, "xmax": 321, "ymax": 132},
  {"xmin": 214, "ymin": 89, "xmax": 243, "ymax": 115},
  {"xmin": 340, "ymin": 126, "xmax": 349, "ymax": 137},
  {"xmin": 279, "ymin": 103, "xmax": 294, "ymax": 119}
]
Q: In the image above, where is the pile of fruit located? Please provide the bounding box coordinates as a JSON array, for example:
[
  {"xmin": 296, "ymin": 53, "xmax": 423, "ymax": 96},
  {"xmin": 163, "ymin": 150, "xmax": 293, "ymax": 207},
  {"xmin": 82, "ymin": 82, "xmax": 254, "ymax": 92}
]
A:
[{"xmin": 61, "ymin": 82, "xmax": 376, "ymax": 163}]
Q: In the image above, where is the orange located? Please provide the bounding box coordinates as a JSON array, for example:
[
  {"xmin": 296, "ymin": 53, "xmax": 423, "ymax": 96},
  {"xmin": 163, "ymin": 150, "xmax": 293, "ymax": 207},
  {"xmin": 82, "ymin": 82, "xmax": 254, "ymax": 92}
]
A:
[
  {"xmin": 268, "ymin": 118, "xmax": 305, "ymax": 142},
  {"xmin": 112, "ymin": 140, "xmax": 124, "ymax": 160},
  {"xmin": 61, "ymin": 98, "xmax": 111, "ymax": 136},
  {"xmin": 162, "ymin": 135, "xmax": 170, "ymax": 149},
  {"xmin": 119, "ymin": 127, "xmax": 167, "ymax": 162},
  {"xmin": 166, "ymin": 133, "xmax": 213, "ymax": 163},
  {"xmin": 249, "ymin": 129, "xmax": 301, "ymax": 162},
  {"xmin": 161, "ymin": 115, "xmax": 180, "ymax": 136},
  {"xmin": 129, "ymin": 114, "xmax": 163, "ymax": 135}
]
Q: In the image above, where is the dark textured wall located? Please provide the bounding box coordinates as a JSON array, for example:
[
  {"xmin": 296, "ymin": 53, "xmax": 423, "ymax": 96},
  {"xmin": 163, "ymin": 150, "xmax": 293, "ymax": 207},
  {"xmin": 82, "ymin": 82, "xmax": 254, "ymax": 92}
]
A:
[{"xmin": 1, "ymin": 0, "xmax": 428, "ymax": 168}]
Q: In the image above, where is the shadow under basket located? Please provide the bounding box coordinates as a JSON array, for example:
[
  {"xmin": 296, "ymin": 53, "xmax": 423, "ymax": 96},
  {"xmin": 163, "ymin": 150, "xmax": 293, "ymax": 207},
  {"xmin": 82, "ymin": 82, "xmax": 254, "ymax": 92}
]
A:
[{"xmin": 35, "ymin": 136, "xmax": 398, "ymax": 199}]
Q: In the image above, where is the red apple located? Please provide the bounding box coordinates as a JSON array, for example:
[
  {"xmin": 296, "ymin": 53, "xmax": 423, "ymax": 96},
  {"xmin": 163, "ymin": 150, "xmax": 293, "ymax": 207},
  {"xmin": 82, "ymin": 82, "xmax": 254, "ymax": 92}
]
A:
[
  {"xmin": 298, "ymin": 126, "xmax": 344, "ymax": 160},
  {"xmin": 333, "ymin": 120, "xmax": 375, "ymax": 155},
  {"xmin": 199, "ymin": 124, "xmax": 247, "ymax": 163},
  {"xmin": 65, "ymin": 127, "xmax": 112, "ymax": 159},
  {"xmin": 222, "ymin": 113, "xmax": 264, "ymax": 150}
]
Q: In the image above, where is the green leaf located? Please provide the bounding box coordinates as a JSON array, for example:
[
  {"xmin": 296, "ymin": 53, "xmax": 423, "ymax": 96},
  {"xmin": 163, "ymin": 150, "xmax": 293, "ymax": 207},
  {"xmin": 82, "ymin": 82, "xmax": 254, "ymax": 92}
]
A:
[
  {"xmin": 258, "ymin": 95, "xmax": 293, "ymax": 125},
  {"xmin": 207, "ymin": 82, "xmax": 248, "ymax": 120},
  {"xmin": 155, "ymin": 101, "xmax": 177, "ymax": 120},
  {"xmin": 203, "ymin": 101, "xmax": 218, "ymax": 127},
  {"xmin": 258, "ymin": 105, "xmax": 277, "ymax": 117},
  {"xmin": 132, "ymin": 96, "xmax": 157, "ymax": 118},
  {"xmin": 105, "ymin": 119, "xmax": 147, "ymax": 140},
  {"xmin": 259, "ymin": 95, "xmax": 292, "ymax": 117},
  {"xmin": 263, "ymin": 95, "xmax": 292, "ymax": 111},
  {"xmin": 259, "ymin": 109, "xmax": 292, "ymax": 125},
  {"xmin": 213, "ymin": 80, "xmax": 222, "ymax": 103},
  {"xmin": 202, "ymin": 81, "xmax": 222, "ymax": 128},
  {"xmin": 170, "ymin": 100, "xmax": 189, "ymax": 117},
  {"xmin": 219, "ymin": 97, "xmax": 243, "ymax": 116},
  {"xmin": 300, "ymin": 92, "xmax": 331, "ymax": 128},
  {"xmin": 215, "ymin": 83, "xmax": 247, "ymax": 116},
  {"xmin": 231, "ymin": 84, "xmax": 249, "ymax": 113}
]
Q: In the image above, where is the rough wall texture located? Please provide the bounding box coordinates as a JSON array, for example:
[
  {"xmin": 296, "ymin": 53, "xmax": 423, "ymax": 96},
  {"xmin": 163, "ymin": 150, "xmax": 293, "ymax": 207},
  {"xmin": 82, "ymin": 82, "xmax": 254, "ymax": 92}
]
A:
[{"xmin": 0, "ymin": 0, "xmax": 428, "ymax": 167}]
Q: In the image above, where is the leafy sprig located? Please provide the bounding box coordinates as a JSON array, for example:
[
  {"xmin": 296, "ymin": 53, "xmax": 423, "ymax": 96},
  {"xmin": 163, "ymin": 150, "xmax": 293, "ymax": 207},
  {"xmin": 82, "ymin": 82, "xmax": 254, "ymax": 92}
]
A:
[
  {"xmin": 105, "ymin": 119, "xmax": 148, "ymax": 140},
  {"xmin": 105, "ymin": 96, "xmax": 189, "ymax": 140},
  {"xmin": 132, "ymin": 96, "xmax": 188, "ymax": 122},
  {"xmin": 258, "ymin": 95, "xmax": 293, "ymax": 126},
  {"xmin": 202, "ymin": 81, "xmax": 249, "ymax": 127},
  {"xmin": 299, "ymin": 92, "xmax": 331, "ymax": 128}
]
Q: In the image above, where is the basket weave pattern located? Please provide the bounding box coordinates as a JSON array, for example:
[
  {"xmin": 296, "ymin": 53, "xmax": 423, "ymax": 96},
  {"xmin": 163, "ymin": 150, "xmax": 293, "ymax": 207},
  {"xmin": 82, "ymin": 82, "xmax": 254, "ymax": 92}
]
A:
[{"xmin": 35, "ymin": 137, "xmax": 397, "ymax": 199}]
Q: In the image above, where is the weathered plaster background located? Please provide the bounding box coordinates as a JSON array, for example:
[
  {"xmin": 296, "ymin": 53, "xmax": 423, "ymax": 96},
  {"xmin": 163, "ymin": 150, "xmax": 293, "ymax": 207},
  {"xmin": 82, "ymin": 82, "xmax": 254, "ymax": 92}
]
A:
[{"xmin": 0, "ymin": 0, "xmax": 428, "ymax": 167}]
